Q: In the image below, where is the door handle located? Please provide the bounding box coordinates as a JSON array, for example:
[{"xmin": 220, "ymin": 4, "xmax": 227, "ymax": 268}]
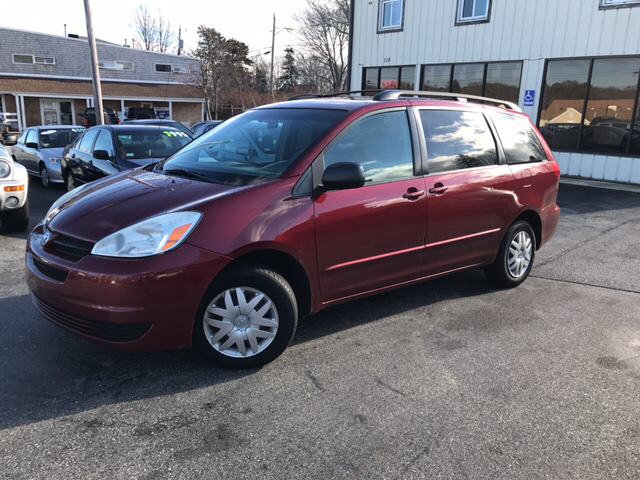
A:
[
  {"xmin": 402, "ymin": 188, "xmax": 426, "ymax": 200},
  {"xmin": 428, "ymin": 183, "xmax": 448, "ymax": 195}
]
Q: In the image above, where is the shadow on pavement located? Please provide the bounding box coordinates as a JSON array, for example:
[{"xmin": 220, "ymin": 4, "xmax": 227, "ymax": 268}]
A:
[{"xmin": 0, "ymin": 270, "xmax": 495, "ymax": 430}]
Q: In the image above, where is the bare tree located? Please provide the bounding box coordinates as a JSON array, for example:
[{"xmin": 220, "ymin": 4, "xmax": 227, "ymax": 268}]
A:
[
  {"xmin": 156, "ymin": 10, "xmax": 176, "ymax": 53},
  {"xmin": 295, "ymin": 0, "xmax": 350, "ymax": 92},
  {"xmin": 132, "ymin": 5, "xmax": 156, "ymax": 51}
]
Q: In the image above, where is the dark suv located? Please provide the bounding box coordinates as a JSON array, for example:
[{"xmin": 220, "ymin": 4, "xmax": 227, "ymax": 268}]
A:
[
  {"xmin": 79, "ymin": 108, "xmax": 120, "ymax": 127},
  {"xmin": 27, "ymin": 90, "xmax": 561, "ymax": 368}
]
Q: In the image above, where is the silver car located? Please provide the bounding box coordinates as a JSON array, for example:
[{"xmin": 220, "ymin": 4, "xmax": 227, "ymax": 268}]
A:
[
  {"xmin": 0, "ymin": 145, "xmax": 29, "ymax": 231},
  {"xmin": 11, "ymin": 126, "xmax": 86, "ymax": 188}
]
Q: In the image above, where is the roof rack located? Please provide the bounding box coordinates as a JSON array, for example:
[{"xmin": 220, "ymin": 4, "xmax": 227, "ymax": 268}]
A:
[
  {"xmin": 287, "ymin": 90, "xmax": 382, "ymax": 101},
  {"xmin": 372, "ymin": 90, "xmax": 521, "ymax": 112}
]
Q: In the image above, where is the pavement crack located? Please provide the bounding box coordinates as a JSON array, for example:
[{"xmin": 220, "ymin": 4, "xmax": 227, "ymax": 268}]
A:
[
  {"xmin": 305, "ymin": 370, "xmax": 325, "ymax": 392},
  {"xmin": 536, "ymin": 215, "xmax": 640, "ymax": 268},
  {"xmin": 373, "ymin": 375, "xmax": 408, "ymax": 397},
  {"xmin": 530, "ymin": 275, "xmax": 640, "ymax": 294}
]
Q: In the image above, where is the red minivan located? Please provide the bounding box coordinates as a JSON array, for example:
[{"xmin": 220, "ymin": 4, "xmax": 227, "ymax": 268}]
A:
[{"xmin": 26, "ymin": 91, "xmax": 561, "ymax": 368}]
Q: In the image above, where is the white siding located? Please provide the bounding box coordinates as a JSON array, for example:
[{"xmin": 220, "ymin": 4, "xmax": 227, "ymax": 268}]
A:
[{"xmin": 351, "ymin": 0, "xmax": 640, "ymax": 184}]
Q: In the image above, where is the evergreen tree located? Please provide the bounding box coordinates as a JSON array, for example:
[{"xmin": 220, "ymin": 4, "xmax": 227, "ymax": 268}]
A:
[{"xmin": 278, "ymin": 48, "xmax": 299, "ymax": 92}]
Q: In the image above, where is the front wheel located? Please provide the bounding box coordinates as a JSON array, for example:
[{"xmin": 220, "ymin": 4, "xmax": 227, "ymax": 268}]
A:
[
  {"xmin": 65, "ymin": 170, "xmax": 75, "ymax": 191},
  {"xmin": 40, "ymin": 164, "xmax": 50, "ymax": 188},
  {"xmin": 193, "ymin": 266, "xmax": 298, "ymax": 368},
  {"xmin": 485, "ymin": 220, "xmax": 536, "ymax": 288}
]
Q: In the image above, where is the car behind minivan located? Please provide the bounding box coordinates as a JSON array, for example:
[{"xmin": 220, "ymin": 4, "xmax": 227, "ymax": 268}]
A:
[{"xmin": 27, "ymin": 90, "xmax": 561, "ymax": 368}]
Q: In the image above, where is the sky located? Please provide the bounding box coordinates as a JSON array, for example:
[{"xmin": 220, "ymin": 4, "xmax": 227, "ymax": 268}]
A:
[{"xmin": 1, "ymin": 0, "xmax": 302, "ymax": 58}]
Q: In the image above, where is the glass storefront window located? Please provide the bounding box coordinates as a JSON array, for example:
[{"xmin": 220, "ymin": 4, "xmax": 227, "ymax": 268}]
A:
[
  {"xmin": 362, "ymin": 66, "xmax": 415, "ymax": 92},
  {"xmin": 400, "ymin": 66, "xmax": 416, "ymax": 90},
  {"xmin": 485, "ymin": 62, "xmax": 522, "ymax": 104},
  {"xmin": 452, "ymin": 63, "xmax": 484, "ymax": 96},
  {"xmin": 380, "ymin": 67, "xmax": 400, "ymax": 89},
  {"xmin": 421, "ymin": 64, "xmax": 452, "ymax": 92}
]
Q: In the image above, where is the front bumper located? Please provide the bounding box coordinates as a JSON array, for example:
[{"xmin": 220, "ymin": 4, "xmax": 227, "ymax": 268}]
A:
[
  {"xmin": 26, "ymin": 224, "xmax": 232, "ymax": 351},
  {"xmin": 0, "ymin": 180, "xmax": 27, "ymax": 211},
  {"xmin": 46, "ymin": 164, "xmax": 64, "ymax": 183}
]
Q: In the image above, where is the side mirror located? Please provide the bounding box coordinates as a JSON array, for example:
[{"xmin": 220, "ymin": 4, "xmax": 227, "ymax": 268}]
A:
[
  {"xmin": 236, "ymin": 147, "xmax": 249, "ymax": 155},
  {"xmin": 93, "ymin": 149, "xmax": 111, "ymax": 160},
  {"xmin": 321, "ymin": 162, "xmax": 365, "ymax": 191},
  {"xmin": 26, "ymin": 142, "xmax": 39, "ymax": 149}
]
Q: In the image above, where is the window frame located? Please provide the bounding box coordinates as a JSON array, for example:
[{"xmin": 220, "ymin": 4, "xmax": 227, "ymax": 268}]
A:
[
  {"xmin": 313, "ymin": 107, "xmax": 423, "ymax": 190},
  {"xmin": 599, "ymin": 0, "xmax": 640, "ymax": 9},
  {"xmin": 455, "ymin": 0, "xmax": 492, "ymax": 26},
  {"xmin": 377, "ymin": 0, "xmax": 406, "ymax": 33},
  {"xmin": 536, "ymin": 54, "xmax": 640, "ymax": 158},
  {"xmin": 415, "ymin": 107, "xmax": 502, "ymax": 175},
  {"xmin": 12, "ymin": 54, "xmax": 55, "ymax": 65}
]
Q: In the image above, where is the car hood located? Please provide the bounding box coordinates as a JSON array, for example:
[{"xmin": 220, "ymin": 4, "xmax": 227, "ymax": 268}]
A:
[
  {"xmin": 40, "ymin": 147, "xmax": 65, "ymax": 159},
  {"xmin": 47, "ymin": 168, "xmax": 244, "ymax": 242}
]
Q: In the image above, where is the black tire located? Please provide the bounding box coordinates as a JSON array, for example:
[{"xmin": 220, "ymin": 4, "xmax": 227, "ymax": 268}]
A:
[
  {"xmin": 193, "ymin": 266, "xmax": 298, "ymax": 368},
  {"xmin": 1, "ymin": 197, "xmax": 30, "ymax": 232},
  {"xmin": 65, "ymin": 170, "xmax": 75, "ymax": 191},
  {"xmin": 485, "ymin": 220, "xmax": 536, "ymax": 288},
  {"xmin": 40, "ymin": 164, "xmax": 50, "ymax": 188}
]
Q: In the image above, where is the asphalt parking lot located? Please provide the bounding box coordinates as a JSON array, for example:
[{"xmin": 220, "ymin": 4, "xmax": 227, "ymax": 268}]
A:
[{"xmin": 1, "ymin": 175, "xmax": 639, "ymax": 479}]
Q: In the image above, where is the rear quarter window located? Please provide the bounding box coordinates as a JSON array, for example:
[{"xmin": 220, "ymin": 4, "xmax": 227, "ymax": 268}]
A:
[{"xmin": 492, "ymin": 113, "xmax": 547, "ymax": 164}]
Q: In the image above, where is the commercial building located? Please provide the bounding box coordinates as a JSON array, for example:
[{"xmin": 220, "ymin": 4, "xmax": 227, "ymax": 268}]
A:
[
  {"xmin": 0, "ymin": 27, "xmax": 205, "ymax": 130},
  {"xmin": 349, "ymin": 0, "xmax": 640, "ymax": 184}
]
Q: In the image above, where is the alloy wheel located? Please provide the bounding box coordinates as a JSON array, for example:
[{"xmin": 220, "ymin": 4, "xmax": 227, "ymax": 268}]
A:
[
  {"xmin": 203, "ymin": 286, "xmax": 279, "ymax": 358},
  {"xmin": 507, "ymin": 231, "xmax": 532, "ymax": 278},
  {"xmin": 40, "ymin": 166, "xmax": 49, "ymax": 188}
]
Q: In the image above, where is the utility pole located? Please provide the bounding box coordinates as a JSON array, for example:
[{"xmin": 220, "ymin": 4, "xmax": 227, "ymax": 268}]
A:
[
  {"xmin": 83, "ymin": 0, "xmax": 104, "ymax": 125},
  {"xmin": 177, "ymin": 26, "xmax": 182, "ymax": 55},
  {"xmin": 270, "ymin": 13, "xmax": 276, "ymax": 97}
]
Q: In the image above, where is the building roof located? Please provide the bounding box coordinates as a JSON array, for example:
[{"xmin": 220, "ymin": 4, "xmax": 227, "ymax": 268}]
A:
[{"xmin": 0, "ymin": 76, "xmax": 203, "ymax": 100}]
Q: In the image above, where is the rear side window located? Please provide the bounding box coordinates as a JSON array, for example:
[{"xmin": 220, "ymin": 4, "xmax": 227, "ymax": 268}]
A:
[
  {"xmin": 492, "ymin": 113, "xmax": 547, "ymax": 164},
  {"xmin": 420, "ymin": 110, "xmax": 498, "ymax": 174},
  {"xmin": 93, "ymin": 130, "xmax": 114, "ymax": 158},
  {"xmin": 324, "ymin": 111, "xmax": 414, "ymax": 185}
]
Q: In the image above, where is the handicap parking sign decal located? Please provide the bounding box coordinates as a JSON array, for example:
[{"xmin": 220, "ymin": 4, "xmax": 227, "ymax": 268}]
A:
[{"xmin": 524, "ymin": 90, "xmax": 535, "ymax": 107}]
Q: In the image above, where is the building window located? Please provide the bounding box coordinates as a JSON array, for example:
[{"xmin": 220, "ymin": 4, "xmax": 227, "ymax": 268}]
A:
[
  {"xmin": 600, "ymin": 0, "xmax": 640, "ymax": 8},
  {"xmin": 378, "ymin": 0, "xmax": 404, "ymax": 32},
  {"xmin": 538, "ymin": 56, "xmax": 640, "ymax": 156},
  {"xmin": 362, "ymin": 65, "xmax": 415, "ymax": 92},
  {"xmin": 99, "ymin": 60, "xmax": 134, "ymax": 71},
  {"xmin": 457, "ymin": 0, "xmax": 491, "ymax": 24},
  {"xmin": 420, "ymin": 61, "xmax": 522, "ymax": 104},
  {"xmin": 156, "ymin": 64, "xmax": 190, "ymax": 74},
  {"xmin": 12, "ymin": 54, "xmax": 55, "ymax": 65}
]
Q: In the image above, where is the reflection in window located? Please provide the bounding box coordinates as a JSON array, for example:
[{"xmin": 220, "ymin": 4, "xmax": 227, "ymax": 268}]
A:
[
  {"xmin": 324, "ymin": 111, "xmax": 414, "ymax": 184},
  {"xmin": 492, "ymin": 113, "xmax": 547, "ymax": 164},
  {"xmin": 452, "ymin": 63, "xmax": 484, "ymax": 96},
  {"xmin": 421, "ymin": 64, "xmax": 452, "ymax": 92},
  {"xmin": 362, "ymin": 66, "xmax": 415, "ymax": 92},
  {"xmin": 420, "ymin": 62, "xmax": 522, "ymax": 103},
  {"xmin": 538, "ymin": 56, "xmax": 640, "ymax": 156},
  {"xmin": 420, "ymin": 110, "xmax": 498, "ymax": 173}
]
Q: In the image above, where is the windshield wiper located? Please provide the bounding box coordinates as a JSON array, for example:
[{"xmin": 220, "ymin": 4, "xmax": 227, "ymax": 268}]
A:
[{"xmin": 163, "ymin": 169, "xmax": 220, "ymax": 184}]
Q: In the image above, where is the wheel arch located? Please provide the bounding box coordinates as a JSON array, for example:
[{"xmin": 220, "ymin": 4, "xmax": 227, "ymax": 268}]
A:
[
  {"xmin": 512, "ymin": 209, "xmax": 542, "ymax": 250},
  {"xmin": 216, "ymin": 248, "xmax": 313, "ymax": 320}
]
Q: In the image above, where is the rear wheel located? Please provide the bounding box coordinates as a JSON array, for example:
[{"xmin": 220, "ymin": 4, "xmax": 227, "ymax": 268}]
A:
[
  {"xmin": 485, "ymin": 220, "xmax": 536, "ymax": 288},
  {"xmin": 1, "ymin": 197, "xmax": 29, "ymax": 232},
  {"xmin": 193, "ymin": 266, "xmax": 298, "ymax": 368},
  {"xmin": 40, "ymin": 164, "xmax": 50, "ymax": 188}
]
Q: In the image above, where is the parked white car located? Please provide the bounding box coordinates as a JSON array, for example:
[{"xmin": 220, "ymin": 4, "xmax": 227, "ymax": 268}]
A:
[{"xmin": 0, "ymin": 145, "xmax": 29, "ymax": 231}]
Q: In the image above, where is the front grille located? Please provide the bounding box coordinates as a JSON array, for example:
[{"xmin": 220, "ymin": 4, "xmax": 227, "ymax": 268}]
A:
[
  {"xmin": 32, "ymin": 294, "xmax": 152, "ymax": 343},
  {"xmin": 51, "ymin": 234, "xmax": 95, "ymax": 260},
  {"xmin": 33, "ymin": 259, "xmax": 69, "ymax": 282}
]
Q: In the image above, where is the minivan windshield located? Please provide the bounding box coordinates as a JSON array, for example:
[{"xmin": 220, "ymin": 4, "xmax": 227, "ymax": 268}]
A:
[{"xmin": 157, "ymin": 108, "xmax": 347, "ymax": 185}]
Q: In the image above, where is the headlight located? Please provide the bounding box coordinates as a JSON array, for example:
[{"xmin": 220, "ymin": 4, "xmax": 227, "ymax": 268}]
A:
[
  {"xmin": 49, "ymin": 157, "xmax": 62, "ymax": 164},
  {"xmin": 45, "ymin": 182, "xmax": 88, "ymax": 221},
  {"xmin": 91, "ymin": 211, "xmax": 202, "ymax": 258},
  {"xmin": 0, "ymin": 160, "xmax": 10, "ymax": 178}
]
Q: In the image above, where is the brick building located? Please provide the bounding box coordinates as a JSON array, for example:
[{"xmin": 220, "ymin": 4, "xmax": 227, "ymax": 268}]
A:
[{"xmin": 0, "ymin": 27, "xmax": 205, "ymax": 130}]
